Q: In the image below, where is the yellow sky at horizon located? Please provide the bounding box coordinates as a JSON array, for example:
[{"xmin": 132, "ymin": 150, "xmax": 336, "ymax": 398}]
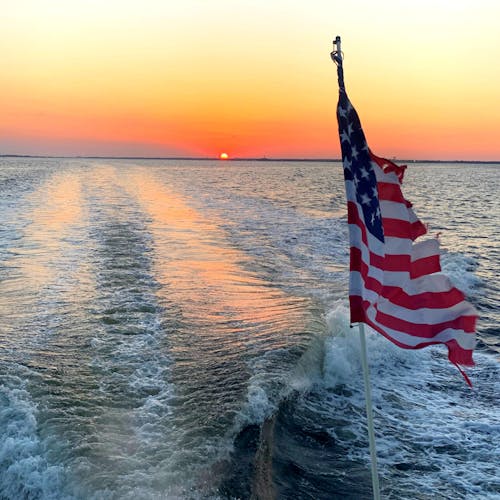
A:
[{"xmin": 1, "ymin": 0, "xmax": 499, "ymax": 159}]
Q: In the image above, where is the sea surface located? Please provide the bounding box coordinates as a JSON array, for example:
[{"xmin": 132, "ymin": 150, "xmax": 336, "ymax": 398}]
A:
[{"xmin": 0, "ymin": 158, "xmax": 498, "ymax": 499}]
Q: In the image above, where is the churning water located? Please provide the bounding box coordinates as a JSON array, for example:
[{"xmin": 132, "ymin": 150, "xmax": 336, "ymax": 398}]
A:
[{"xmin": 0, "ymin": 158, "xmax": 498, "ymax": 499}]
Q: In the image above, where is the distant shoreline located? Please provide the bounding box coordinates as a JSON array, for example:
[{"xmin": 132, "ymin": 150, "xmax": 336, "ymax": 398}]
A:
[{"xmin": 1, "ymin": 154, "xmax": 499, "ymax": 164}]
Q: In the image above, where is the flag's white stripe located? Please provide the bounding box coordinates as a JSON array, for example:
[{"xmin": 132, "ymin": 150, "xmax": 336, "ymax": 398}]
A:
[
  {"xmin": 349, "ymin": 227, "xmax": 443, "ymax": 287},
  {"xmin": 345, "ymin": 195, "xmax": 411, "ymax": 255},
  {"xmin": 408, "ymin": 207, "xmax": 421, "ymax": 225},
  {"xmin": 375, "ymin": 296, "xmax": 478, "ymax": 325},
  {"xmin": 365, "ymin": 307, "xmax": 476, "ymax": 350},
  {"xmin": 349, "ymin": 226, "xmax": 442, "ymax": 287},
  {"xmin": 344, "ymin": 183, "xmax": 358, "ymax": 204},
  {"xmin": 346, "ymin": 178, "xmax": 413, "ymax": 224},
  {"xmin": 350, "ymin": 270, "xmax": 460, "ymax": 297},
  {"xmin": 380, "ymin": 200, "xmax": 410, "ymax": 221},
  {"xmin": 348, "ymin": 219, "xmax": 385, "ymax": 257},
  {"xmin": 346, "ymin": 179, "xmax": 410, "ymax": 219},
  {"xmin": 347, "ymin": 195, "xmax": 434, "ymax": 258},
  {"xmin": 384, "ymin": 236, "xmax": 413, "ymax": 255},
  {"xmin": 341, "ymin": 96, "xmax": 476, "ymax": 366},
  {"xmin": 349, "ymin": 221, "xmax": 410, "ymax": 260},
  {"xmin": 347, "ymin": 176, "xmax": 424, "ymax": 249},
  {"xmin": 372, "ymin": 162, "xmax": 400, "ymax": 184},
  {"xmin": 412, "ymin": 239, "xmax": 440, "ymax": 261}
]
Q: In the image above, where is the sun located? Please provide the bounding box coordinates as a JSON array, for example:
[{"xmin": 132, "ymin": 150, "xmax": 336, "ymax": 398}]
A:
[{"xmin": 219, "ymin": 152, "xmax": 229, "ymax": 160}]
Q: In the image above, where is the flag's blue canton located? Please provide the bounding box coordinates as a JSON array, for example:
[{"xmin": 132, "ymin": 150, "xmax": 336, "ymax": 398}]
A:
[{"xmin": 337, "ymin": 90, "xmax": 384, "ymax": 242}]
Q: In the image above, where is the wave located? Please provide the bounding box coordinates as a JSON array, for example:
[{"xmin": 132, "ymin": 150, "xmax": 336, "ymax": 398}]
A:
[
  {"xmin": 221, "ymin": 301, "xmax": 500, "ymax": 499},
  {"xmin": 0, "ymin": 375, "xmax": 66, "ymax": 500}
]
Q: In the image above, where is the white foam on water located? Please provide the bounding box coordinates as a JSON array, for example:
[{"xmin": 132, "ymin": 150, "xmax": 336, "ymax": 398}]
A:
[
  {"xmin": 85, "ymin": 316, "xmax": 182, "ymax": 486},
  {"xmin": 314, "ymin": 302, "xmax": 500, "ymax": 498},
  {"xmin": 86, "ymin": 323, "xmax": 230, "ymax": 497},
  {"xmin": 0, "ymin": 377, "xmax": 66, "ymax": 500},
  {"xmin": 1, "ymin": 159, "xmax": 497, "ymax": 498},
  {"xmin": 235, "ymin": 296, "xmax": 498, "ymax": 498},
  {"xmin": 235, "ymin": 348, "xmax": 297, "ymax": 428},
  {"xmin": 440, "ymin": 249, "xmax": 481, "ymax": 297}
]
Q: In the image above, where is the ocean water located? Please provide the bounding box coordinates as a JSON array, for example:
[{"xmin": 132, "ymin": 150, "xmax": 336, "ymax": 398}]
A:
[{"xmin": 0, "ymin": 158, "xmax": 498, "ymax": 499}]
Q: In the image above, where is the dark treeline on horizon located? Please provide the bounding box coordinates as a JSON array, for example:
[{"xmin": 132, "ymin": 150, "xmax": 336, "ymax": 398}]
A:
[{"xmin": 1, "ymin": 154, "xmax": 499, "ymax": 164}]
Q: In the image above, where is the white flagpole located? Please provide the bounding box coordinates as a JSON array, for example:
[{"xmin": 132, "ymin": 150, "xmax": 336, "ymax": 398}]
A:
[
  {"xmin": 358, "ymin": 323, "xmax": 381, "ymax": 499},
  {"xmin": 332, "ymin": 35, "xmax": 380, "ymax": 498}
]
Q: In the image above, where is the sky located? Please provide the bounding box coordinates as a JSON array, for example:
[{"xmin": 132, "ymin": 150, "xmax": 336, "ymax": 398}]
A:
[{"xmin": 1, "ymin": 0, "xmax": 499, "ymax": 160}]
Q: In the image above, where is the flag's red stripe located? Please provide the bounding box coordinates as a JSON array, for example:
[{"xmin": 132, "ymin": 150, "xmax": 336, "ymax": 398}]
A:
[
  {"xmin": 342, "ymin": 98, "xmax": 476, "ymax": 373},
  {"xmin": 348, "ymin": 200, "xmax": 426, "ymax": 246},
  {"xmin": 444, "ymin": 339, "xmax": 475, "ymax": 366},
  {"xmin": 383, "ymin": 218, "xmax": 426, "ymax": 240},
  {"xmin": 368, "ymin": 252, "xmax": 390, "ymax": 268},
  {"xmin": 349, "ymin": 296, "xmax": 475, "ymax": 366},
  {"xmin": 350, "ymin": 250, "xmax": 384, "ymax": 297},
  {"xmin": 348, "ymin": 202, "xmax": 437, "ymax": 275},
  {"xmin": 374, "ymin": 308, "xmax": 477, "ymax": 336},
  {"xmin": 370, "ymin": 152, "xmax": 407, "ymax": 183},
  {"xmin": 351, "ymin": 248, "xmax": 465, "ymax": 310},
  {"xmin": 349, "ymin": 295, "xmax": 367, "ymax": 323},
  {"xmin": 347, "ymin": 201, "xmax": 369, "ymax": 246},
  {"xmin": 410, "ymin": 220, "xmax": 427, "ymax": 240},
  {"xmin": 349, "ymin": 201, "xmax": 436, "ymax": 275},
  {"xmin": 411, "ymin": 254, "xmax": 440, "ymax": 278},
  {"xmin": 377, "ymin": 182, "xmax": 406, "ymax": 203},
  {"xmin": 347, "ymin": 201, "xmax": 365, "ymax": 228},
  {"xmin": 371, "ymin": 252, "xmax": 440, "ymax": 277},
  {"xmin": 381, "ymin": 283, "xmax": 465, "ymax": 310}
]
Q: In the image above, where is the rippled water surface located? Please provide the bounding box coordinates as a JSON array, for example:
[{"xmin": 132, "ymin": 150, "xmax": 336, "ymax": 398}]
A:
[{"xmin": 0, "ymin": 158, "xmax": 498, "ymax": 499}]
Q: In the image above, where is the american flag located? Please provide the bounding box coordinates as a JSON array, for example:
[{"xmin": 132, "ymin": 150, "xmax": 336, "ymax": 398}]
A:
[{"xmin": 337, "ymin": 86, "xmax": 477, "ymax": 370}]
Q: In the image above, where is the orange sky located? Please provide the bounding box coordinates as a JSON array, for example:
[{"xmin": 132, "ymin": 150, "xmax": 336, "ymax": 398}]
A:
[{"xmin": 1, "ymin": 0, "xmax": 499, "ymax": 160}]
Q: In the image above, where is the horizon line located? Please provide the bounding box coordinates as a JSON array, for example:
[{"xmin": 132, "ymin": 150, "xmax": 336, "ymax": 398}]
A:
[{"xmin": 1, "ymin": 154, "xmax": 499, "ymax": 164}]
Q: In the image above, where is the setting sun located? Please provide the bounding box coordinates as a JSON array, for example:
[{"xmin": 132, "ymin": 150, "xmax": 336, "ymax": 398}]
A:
[
  {"xmin": 219, "ymin": 153, "xmax": 229, "ymax": 160},
  {"xmin": 0, "ymin": 1, "xmax": 499, "ymax": 160}
]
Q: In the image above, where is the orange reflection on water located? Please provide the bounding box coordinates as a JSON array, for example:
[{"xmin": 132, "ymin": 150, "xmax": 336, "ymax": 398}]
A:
[
  {"xmin": 0, "ymin": 170, "xmax": 87, "ymax": 326},
  {"xmin": 31, "ymin": 174, "xmax": 83, "ymax": 231},
  {"xmin": 120, "ymin": 169, "xmax": 306, "ymax": 337},
  {"xmin": 14, "ymin": 172, "xmax": 84, "ymax": 283}
]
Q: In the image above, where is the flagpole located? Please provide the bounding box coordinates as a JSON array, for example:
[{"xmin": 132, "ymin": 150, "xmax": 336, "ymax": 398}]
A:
[
  {"xmin": 331, "ymin": 35, "xmax": 381, "ymax": 498},
  {"xmin": 358, "ymin": 323, "xmax": 381, "ymax": 500}
]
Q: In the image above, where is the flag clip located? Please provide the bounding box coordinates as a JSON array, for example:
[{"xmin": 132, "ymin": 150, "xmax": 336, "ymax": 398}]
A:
[
  {"xmin": 331, "ymin": 35, "xmax": 345, "ymax": 90},
  {"xmin": 330, "ymin": 36, "xmax": 343, "ymax": 65}
]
